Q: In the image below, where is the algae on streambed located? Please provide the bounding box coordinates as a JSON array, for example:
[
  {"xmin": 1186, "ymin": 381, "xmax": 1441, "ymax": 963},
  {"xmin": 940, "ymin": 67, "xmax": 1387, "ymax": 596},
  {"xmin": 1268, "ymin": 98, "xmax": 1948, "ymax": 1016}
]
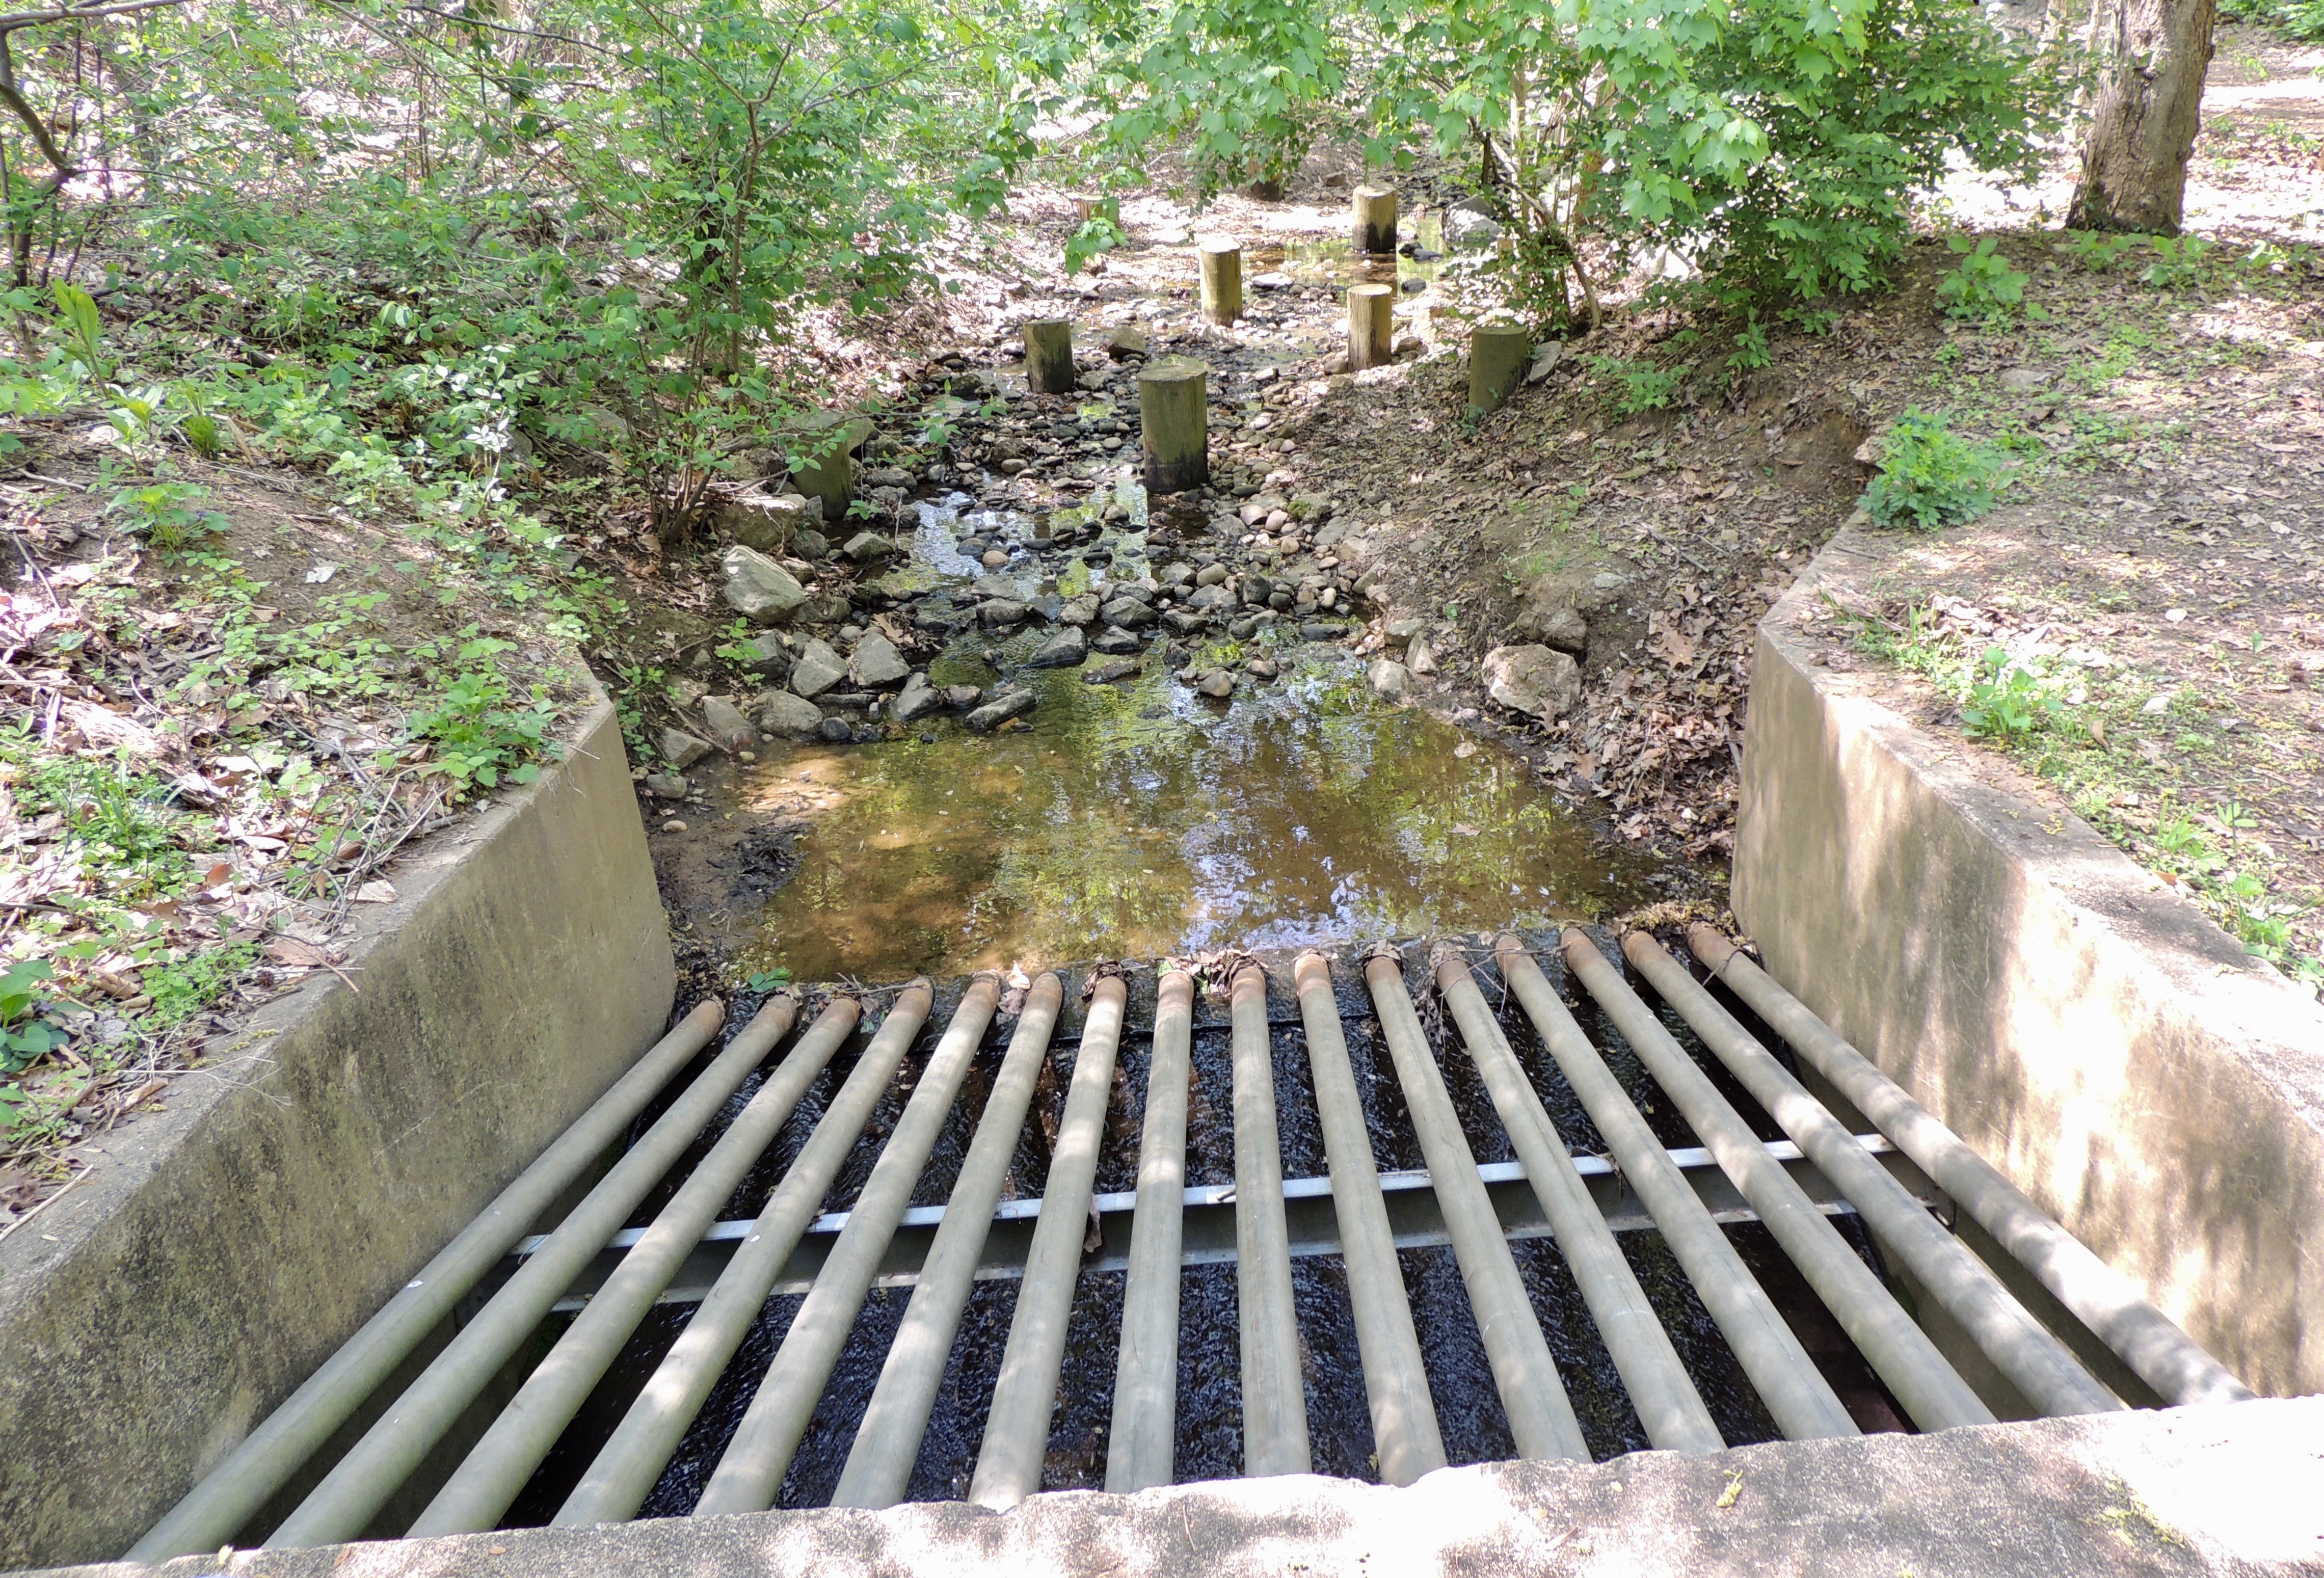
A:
[{"xmin": 723, "ymin": 642, "xmax": 1659, "ymax": 982}]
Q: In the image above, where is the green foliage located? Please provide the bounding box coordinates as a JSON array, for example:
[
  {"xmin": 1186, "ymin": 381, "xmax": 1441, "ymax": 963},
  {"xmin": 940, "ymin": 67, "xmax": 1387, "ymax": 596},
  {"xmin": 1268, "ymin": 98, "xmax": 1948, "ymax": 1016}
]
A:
[
  {"xmin": 1859, "ymin": 410, "xmax": 2006, "ymax": 530},
  {"xmin": 2218, "ymin": 0, "xmax": 2324, "ymax": 39},
  {"xmin": 744, "ymin": 967, "xmax": 795, "ymax": 993},
  {"xmin": 144, "ymin": 942, "xmax": 264, "ymax": 1029},
  {"xmin": 1937, "ymin": 236, "xmax": 2029, "ymax": 323},
  {"xmin": 1726, "ymin": 313, "xmax": 1772, "ymax": 373},
  {"xmin": 1960, "ymin": 647, "xmax": 2064, "ymax": 741},
  {"xmin": 50, "ymin": 283, "xmax": 111, "ymax": 380},
  {"xmin": 1064, "ymin": 215, "xmax": 1130, "ymax": 276},
  {"xmin": 1588, "ymin": 355, "xmax": 1688, "ymax": 415},
  {"xmin": 1, "ymin": 960, "xmax": 67, "ymax": 1075},
  {"xmin": 107, "ymin": 477, "xmax": 230, "ymax": 552},
  {"xmin": 2140, "ymin": 233, "xmax": 2216, "ymax": 291},
  {"xmin": 2060, "ymin": 229, "xmax": 2144, "ymax": 272},
  {"xmin": 406, "ymin": 649, "xmax": 563, "ymax": 795}
]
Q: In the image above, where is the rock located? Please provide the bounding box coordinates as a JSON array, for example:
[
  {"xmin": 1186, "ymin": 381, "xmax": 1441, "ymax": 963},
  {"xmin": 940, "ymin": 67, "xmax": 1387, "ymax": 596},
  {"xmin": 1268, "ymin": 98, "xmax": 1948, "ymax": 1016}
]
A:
[
  {"xmin": 1091, "ymin": 626, "xmax": 1144, "ymax": 656},
  {"xmin": 736, "ymin": 632, "xmax": 792, "ymax": 678},
  {"xmin": 758, "ymin": 690, "xmax": 825, "ymax": 739},
  {"xmin": 1384, "ymin": 618, "xmax": 1426, "ymax": 645},
  {"xmin": 1369, "ymin": 659, "xmax": 1411, "ymax": 700},
  {"xmin": 1196, "ymin": 563, "xmax": 1231, "ymax": 587},
  {"xmin": 849, "ymin": 633, "xmax": 911, "ymax": 689},
  {"xmin": 1158, "ymin": 561, "xmax": 1194, "ymax": 587},
  {"xmin": 1082, "ymin": 656, "xmax": 1141, "ymax": 685},
  {"xmin": 1409, "ymin": 638, "xmax": 1438, "ymax": 677},
  {"xmin": 1300, "ymin": 620, "xmax": 1350, "ymax": 641},
  {"xmin": 1228, "ymin": 617, "xmax": 1260, "ymax": 639},
  {"xmin": 818, "ymin": 717, "xmax": 854, "ymax": 742},
  {"xmin": 1998, "ymin": 366, "xmax": 2051, "ymax": 392},
  {"xmin": 789, "ymin": 638, "xmax": 846, "ymax": 699},
  {"xmin": 660, "ymin": 729, "xmax": 712, "ymax": 770},
  {"xmin": 981, "ymin": 599, "xmax": 1032, "ymax": 627},
  {"xmin": 1185, "ymin": 584, "xmax": 1233, "ymax": 611},
  {"xmin": 864, "ymin": 465, "xmax": 915, "ymax": 488},
  {"xmin": 642, "ymin": 773, "xmax": 689, "ymax": 799},
  {"xmin": 718, "ymin": 492, "xmax": 820, "ymax": 552},
  {"xmin": 892, "ymin": 672, "xmax": 942, "ymax": 721},
  {"xmin": 1289, "ymin": 493, "xmax": 1333, "ymax": 522},
  {"xmin": 1105, "ymin": 326, "xmax": 1150, "ymax": 359},
  {"xmin": 1482, "ymin": 644, "xmax": 1582, "ymax": 721},
  {"xmin": 794, "ymin": 528, "xmax": 830, "ymax": 560},
  {"xmin": 1444, "ymin": 200, "xmax": 1503, "ymax": 249},
  {"xmin": 701, "ymin": 696, "xmax": 758, "ymax": 750},
  {"xmin": 966, "ymin": 689, "xmax": 1037, "ymax": 732},
  {"xmin": 981, "ymin": 548, "xmax": 1011, "ymax": 568},
  {"xmin": 1527, "ymin": 342, "xmax": 1565, "ymax": 384},
  {"xmin": 844, "ymin": 530, "xmax": 897, "ymax": 563},
  {"xmin": 1162, "ymin": 609, "xmax": 1208, "ymax": 635},
  {"xmin": 661, "ymin": 819, "xmax": 687, "ymax": 834},
  {"xmin": 1195, "ymin": 670, "xmax": 1236, "ymax": 699},
  {"xmin": 1027, "ymin": 627, "xmax": 1087, "ymax": 668},
  {"xmin": 943, "ymin": 684, "xmax": 984, "ymax": 709},
  {"xmin": 1537, "ymin": 606, "xmax": 1590, "ymax": 654},
  {"xmin": 720, "ymin": 546, "xmax": 808, "ymax": 624},
  {"xmin": 1592, "ymin": 571, "xmax": 1629, "ymax": 592},
  {"xmin": 1102, "ymin": 597, "xmax": 1156, "ymax": 629},
  {"xmin": 797, "ymin": 596, "xmax": 852, "ymax": 625}
]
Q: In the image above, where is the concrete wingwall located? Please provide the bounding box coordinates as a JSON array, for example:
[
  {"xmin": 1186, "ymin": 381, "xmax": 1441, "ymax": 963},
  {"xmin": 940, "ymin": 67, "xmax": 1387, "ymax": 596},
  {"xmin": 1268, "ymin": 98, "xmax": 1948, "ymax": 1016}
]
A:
[
  {"xmin": 0, "ymin": 696, "xmax": 675, "ymax": 1569},
  {"xmin": 1734, "ymin": 531, "xmax": 2324, "ymax": 1401}
]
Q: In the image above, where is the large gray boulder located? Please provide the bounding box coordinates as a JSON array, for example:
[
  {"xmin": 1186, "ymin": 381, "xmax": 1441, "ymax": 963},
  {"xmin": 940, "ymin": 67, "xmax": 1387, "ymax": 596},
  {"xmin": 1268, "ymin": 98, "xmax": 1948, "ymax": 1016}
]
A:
[
  {"xmin": 892, "ymin": 672, "xmax": 943, "ymax": 722},
  {"xmin": 965, "ymin": 689, "xmax": 1037, "ymax": 732},
  {"xmin": 720, "ymin": 546, "xmax": 808, "ymax": 624},
  {"xmin": 757, "ymin": 690, "xmax": 825, "ymax": 739},
  {"xmin": 1482, "ymin": 644, "xmax": 1581, "ymax": 721},
  {"xmin": 1101, "ymin": 596, "xmax": 1156, "ymax": 629},
  {"xmin": 718, "ymin": 492, "xmax": 820, "ymax": 553},
  {"xmin": 789, "ymin": 638, "xmax": 846, "ymax": 699},
  {"xmin": 849, "ymin": 633, "xmax": 911, "ymax": 689},
  {"xmin": 1026, "ymin": 628, "xmax": 1087, "ymax": 668}
]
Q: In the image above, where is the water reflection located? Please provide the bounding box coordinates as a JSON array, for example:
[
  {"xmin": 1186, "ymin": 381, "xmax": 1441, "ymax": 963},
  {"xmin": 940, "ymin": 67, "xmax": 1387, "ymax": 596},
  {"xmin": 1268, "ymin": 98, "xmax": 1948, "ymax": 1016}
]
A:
[{"xmin": 736, "ymin": 647, "xmax": 1655, "ymax": 981}]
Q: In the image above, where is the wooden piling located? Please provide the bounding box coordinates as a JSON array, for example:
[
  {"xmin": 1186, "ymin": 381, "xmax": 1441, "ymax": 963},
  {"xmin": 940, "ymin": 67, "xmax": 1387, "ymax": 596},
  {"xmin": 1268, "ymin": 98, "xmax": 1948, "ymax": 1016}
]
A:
[
  {"xmin": 1198, "ymin": 236, "xmax": 1243, "ymax": 326},
  {"xmin": 1353, "ymin": 185, "xmax": 1398, "ymax": 253},
  {"xmin": 1467, "ymin": 324, "xmax": 1533, "ymax": 415},
  {"xmin": 1024, "ymin": 319, "xmax": 1076, "ymax": 395},
  {"xmin": 1347, "ymin": 284, "xmax": 1394, "ymax": 372},
  {"xmin": 1138, "ymin": 357, "xmax": 1209, "ymax": 495}
]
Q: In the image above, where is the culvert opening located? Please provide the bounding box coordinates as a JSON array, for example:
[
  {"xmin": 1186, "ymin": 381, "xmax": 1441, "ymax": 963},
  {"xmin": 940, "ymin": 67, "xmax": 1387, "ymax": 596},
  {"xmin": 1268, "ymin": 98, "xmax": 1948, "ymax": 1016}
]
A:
[{"xmin": 126, "ymin": 927, "xmax": 2251, "ymax": 1560}]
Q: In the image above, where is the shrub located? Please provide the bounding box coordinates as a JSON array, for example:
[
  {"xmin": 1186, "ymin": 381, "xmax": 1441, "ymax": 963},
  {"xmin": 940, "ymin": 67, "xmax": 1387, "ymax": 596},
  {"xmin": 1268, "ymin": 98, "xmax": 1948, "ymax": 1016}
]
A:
[
  {"xmin": 1859, "ymin": 410, "xmax": 2007, "ymax": 530},
  {"xmin": 1937, "ymin": 237, "xmax": 2029, "ymax": 322}
]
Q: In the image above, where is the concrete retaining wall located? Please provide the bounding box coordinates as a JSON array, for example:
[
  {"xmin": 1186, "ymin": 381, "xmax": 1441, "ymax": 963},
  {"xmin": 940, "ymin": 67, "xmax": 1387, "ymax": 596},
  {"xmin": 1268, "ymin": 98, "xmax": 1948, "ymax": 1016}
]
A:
[
  {"xmin": 1734, "ymin": 529, "xmax": 2324, "ymax": 1399},
  {"xmin": 29, "ymin": 1395, "xmax": 2324, "ymax": 1578},
  {"xmin": 0, "ymin": 697, "xmax": 674, "ymax": 1569}
]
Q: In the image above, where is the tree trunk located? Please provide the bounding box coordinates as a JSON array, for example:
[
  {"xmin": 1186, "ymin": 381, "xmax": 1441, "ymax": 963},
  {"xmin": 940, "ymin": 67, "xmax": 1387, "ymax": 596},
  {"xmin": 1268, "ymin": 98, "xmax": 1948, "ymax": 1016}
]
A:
[{"xmin": 2068, "ymin": 0, "xmax": 2216, "ymax": 233}]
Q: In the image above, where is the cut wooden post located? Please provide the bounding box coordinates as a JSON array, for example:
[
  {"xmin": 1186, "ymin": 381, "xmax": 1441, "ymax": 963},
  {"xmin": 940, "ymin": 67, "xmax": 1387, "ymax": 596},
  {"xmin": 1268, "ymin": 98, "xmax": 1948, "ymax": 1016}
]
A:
[
  {"xmin": 1347, "ymin": 284, "xmax": 1394, "ymax": 372},
  {"xmin": 1138, "ymin": 356, "xmax": 1209, "ymax": 495},
  {"xmin": 1198, "ymin": 236, "xmax": 1243, "ymax": 326},
  {"xmin": 790, "ymin": 413, "xmax": 874, "ymax": 517},
  {"xmin": 1467, "ymin": 324, "xmax": 1533, "ymax": 415},
  {"xmin": 1024, "ymin": 319, "xmax": 1076, "ymax": 395},
  {"xmin": 1070, "ymin": 194, "xmax": 1103, "ymax": 221},
  {"xmin": 1353, "ymin": 185, "xmax": 1398, "ymax": 253}
]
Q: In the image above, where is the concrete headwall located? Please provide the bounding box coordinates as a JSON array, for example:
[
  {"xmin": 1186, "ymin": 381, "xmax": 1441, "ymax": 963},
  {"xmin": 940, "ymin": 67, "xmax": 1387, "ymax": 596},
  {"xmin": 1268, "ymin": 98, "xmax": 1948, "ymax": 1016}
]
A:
[
  {"xmin": 1733, "ymin": 530, "xmax": 2324, "ymax": 1399},
  {"xmin": 0, "ymin": 697, "xmax": 674, "ymax": 1569}
]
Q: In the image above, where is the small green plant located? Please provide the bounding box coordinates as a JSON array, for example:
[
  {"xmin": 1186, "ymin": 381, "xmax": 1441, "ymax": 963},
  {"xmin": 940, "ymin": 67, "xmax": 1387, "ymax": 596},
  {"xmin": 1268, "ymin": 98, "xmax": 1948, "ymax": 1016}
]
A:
[
  {"xmin": 1858, "ymin": 410, "xmax": 2007, "ymax": 530},
  {"xmin": 2140, "ymin": 234, "xmax": 2215, "ymax": 291},
  {"xmin": 713, "ymin": 619, "xmax": 762, "ymax": 667},
  {"xmin": 2061, "ymin": 230, "xmax": 2145, "ymax": 272},
  {"xmin": 744, "ymin": 967, "xmax": 794, "ymax": 993},
  {"xmin": 1064, "ymin": 213, "xmax": 1128, "ymax": 276},
  {"xmin": 1587, "ymin": 355, "xmax": 1688, "ymax": 415},
  {"xmin": 1727, "ymin": 312, "xmax": 1772, "ymax": 373},
  {"xmin": 1937, "ymin": 236, "xmax": 2029, "ymax": 323},
  {"xmin": 108, "ymin": 477, "xmax": 231, "ymax": 551},
  {"xmin": 1, "ymin": 960, "xmax": 67, "ymax": 1074},
  {"xmin": 144, "ymin": 941, "xmax": 264, "ymax": 1028},
  {"xmin": 1960, "ymin": 647, "xmax": 2064, "ymax": 741},
  {"xmin": 406, "ymin": 654, "xmax": 563, "ymax": 795},
  {"xmin": 49, "ymin": 281, "xmax": 113, "ymax": 381}
]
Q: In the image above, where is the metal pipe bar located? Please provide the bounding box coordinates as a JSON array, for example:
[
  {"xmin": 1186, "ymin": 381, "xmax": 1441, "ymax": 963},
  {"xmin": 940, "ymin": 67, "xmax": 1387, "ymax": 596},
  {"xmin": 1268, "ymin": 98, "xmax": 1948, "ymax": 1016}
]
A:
[
  {"xmin": 1687, "ymin": 925, "xmax": 2254, "ymax": 1408},
  {"xmin": 1106, "ymin": 968, "xmax": 1194, "ymax": 1493},
  {"xmin": 1434, "ymin": 947, "xmax": 1725, "ymax": 1454},
  {"xmin": 125, "ymin": 999, "xmax": 727, "ymax": 1564},
  {"xmin": 540, "ymin": 1132, "xmax": 1930, "ymax": 1304},
  {"xmin": 1224, "ymin": 962, "xmax": 1312, "ymax": 1479},
  {"xmin": 263, "ymin": 996, "xmax": 787, "ymax": 1549},
  {"xmin": 553, "ymin": 981, "xmax": 934, "ymax": 1527},
  {"xmin": 1293, "ymin": 951, "xmax": 1447, "ymax": 1486},
  {"xmin": 1562, "ymin": 930, "xmax": 1995, "ymax": 1432},
  {"xmin": 969, "ymin": 974, "xmax": 1131, "ymax": 1508},
  {"xmin": 1363, "ymin": 953, "xmax": 1590, "ymax": 1461},
  {"xmin": 1626, "ymin": 931, "xmax": 2121, "ymax": 1418},
  {"xmin": 696, "ymin": 977, "xmax": 1003, "ymax": 1515},
  {"xmin": 411, "ymin": 994, "xmax": 860, "ymax": 1536},
  {"xmin": 1494, "ymin": 938, "xmax": 1859, "ymax": 1441},
  {"xmin": 831, "ymin": 975, "xmax": 1066, "ymax": 1509}
]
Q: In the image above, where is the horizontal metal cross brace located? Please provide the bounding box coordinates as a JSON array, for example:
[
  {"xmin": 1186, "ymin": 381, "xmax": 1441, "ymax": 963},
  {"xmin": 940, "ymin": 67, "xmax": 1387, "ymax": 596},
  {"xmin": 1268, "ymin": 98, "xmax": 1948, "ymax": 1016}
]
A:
[{"xmin": 510, "ymin": 1135, "xmax": 1936, "ymax": 1315}]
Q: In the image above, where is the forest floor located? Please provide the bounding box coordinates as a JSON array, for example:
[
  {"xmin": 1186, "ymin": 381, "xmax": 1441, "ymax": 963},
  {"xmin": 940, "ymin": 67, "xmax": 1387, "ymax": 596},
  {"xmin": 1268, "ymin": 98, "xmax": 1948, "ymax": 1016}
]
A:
[{"xmin": 3, "ymin": 26, "xmax": 2322, "ymax": 1219}]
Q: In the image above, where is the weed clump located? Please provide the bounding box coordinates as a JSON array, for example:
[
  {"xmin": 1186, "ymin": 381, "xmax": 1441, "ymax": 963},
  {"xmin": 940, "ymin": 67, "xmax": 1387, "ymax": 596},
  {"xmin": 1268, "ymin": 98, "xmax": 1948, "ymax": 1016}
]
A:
[{"xmin": 1858, "ymin": 410, "xmax": 2007, "ymax": 531}]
